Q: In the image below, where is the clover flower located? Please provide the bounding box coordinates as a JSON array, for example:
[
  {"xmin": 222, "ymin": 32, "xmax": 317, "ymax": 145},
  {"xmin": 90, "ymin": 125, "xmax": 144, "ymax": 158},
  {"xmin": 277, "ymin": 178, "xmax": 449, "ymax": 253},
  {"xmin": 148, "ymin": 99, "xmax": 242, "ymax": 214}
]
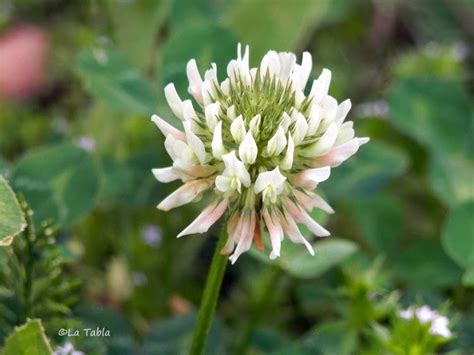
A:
[
  {"xmin": 398, "ymin": 305, "xmax": 452, "ymax": 338},
  {"xmin": 152, "ymin": 44, "xmax": 369, "ymax": 263}
]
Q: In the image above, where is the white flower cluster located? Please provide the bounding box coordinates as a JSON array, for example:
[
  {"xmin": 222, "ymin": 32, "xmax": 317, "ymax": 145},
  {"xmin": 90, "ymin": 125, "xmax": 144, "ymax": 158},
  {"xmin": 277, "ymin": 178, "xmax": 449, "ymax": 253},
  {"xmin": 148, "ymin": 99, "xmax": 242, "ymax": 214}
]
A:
[
  {"xmin": 152, "ymin": 44, "xmax": 369, "ymax": 263},
  {"xmin": 398, "ymin": 305, "xmax": 452, "ymax": 338}
]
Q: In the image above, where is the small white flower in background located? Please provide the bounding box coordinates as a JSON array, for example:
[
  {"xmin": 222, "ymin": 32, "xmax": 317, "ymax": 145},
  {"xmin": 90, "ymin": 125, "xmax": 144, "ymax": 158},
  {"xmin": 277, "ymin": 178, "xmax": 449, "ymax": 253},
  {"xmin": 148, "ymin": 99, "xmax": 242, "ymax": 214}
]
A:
[
  {"xmin": 151, "ymin": 44, "xmax": 369, "ymax": 263},
  {"xmin": 141, "ymin": 224, "xmax": 162, "ymax": 248},
  {"xmin": 398, "ymin": 305, "xmax": 452, "ymax": 338},
  {"xmin": 54, "ymin": 342, "xmax": 84, "ymax": 355},
  {"xmin": 76, "ymin": 136, "xmax": 96, "ymax": 152}
]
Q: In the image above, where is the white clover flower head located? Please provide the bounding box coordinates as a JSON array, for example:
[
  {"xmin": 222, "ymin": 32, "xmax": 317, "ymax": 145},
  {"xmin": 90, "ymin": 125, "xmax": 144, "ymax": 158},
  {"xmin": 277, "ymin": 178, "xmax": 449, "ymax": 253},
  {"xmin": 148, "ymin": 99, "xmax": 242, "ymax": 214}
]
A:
[
  {"xmin": 151, "ymin": 43, "xmax": 369, "ymax": 263},
  {"xmin": 398, "ymin": 305, "xmax": 452, "ymax": 339}
]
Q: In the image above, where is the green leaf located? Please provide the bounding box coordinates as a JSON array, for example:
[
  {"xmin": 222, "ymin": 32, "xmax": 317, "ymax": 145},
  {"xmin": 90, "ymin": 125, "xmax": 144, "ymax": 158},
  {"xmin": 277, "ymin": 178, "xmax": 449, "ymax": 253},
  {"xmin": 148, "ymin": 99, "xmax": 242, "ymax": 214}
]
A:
[
  {"xmin": 323, "ymin": 142, "xmax": 408, "ymax": 199},
  {"xmin": 161, "ymin": 22, "xmax": 237, "ymax": 98},
  {"xmin": 353, "ymin": 196, "xmax": 403, "ymax": 254},
  {"xmin": 75, "ymin": 47, "xmax": 158, "ymax": 114},
  {"xmin": 252, "ymin": 238, "xmax": 358, "ymax": 279},
  {"xmin": 225, "ymin": 0, "xmax": 356, "ymax": 60},
  {"xmin": 429, "ymin": 155, "xmax": 474, "ymax": 208},
  {"xmin": 442, "ymin": 200, "xmax": 474, "ymax": 269},
  {"xmin": 0, "ymin": 176, "xmax": 26, "ymax": 246},
  {"xmin": 108, "ymin": 0, "xmax": 171, "ymax": 69},
  {"xmin": 3, "ymin": 319, "xmax": 53, "ymax": 355},
  {"xmin": 392, "ymin": 240, "xmax": 462, "ymax": 287},
  {"xmin": 302, "ymin": 321, "xmax": 357, "ymax": 355},
  {"xmin": 463, "ymin": 268, "xmax": 474, "ymax": 287},
  {"xmin": 388, "ymin": 77, "xmax": 472, "ymax": 155},
  {"xmin": 12, "ymin": 144, "xmax": 99, "ymax": 226}
]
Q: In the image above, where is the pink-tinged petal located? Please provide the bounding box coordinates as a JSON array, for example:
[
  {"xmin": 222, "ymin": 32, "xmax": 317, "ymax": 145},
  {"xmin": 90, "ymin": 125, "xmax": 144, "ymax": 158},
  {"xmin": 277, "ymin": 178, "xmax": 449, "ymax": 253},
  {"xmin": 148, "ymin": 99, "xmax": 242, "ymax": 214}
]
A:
[
  {"xmin": 151, "ymin": 115, "xmax": 186, "ymax": 141},
  {"xmin": 292, "ymin": 167, "xmax": 331, "ymax": 189},
  {"xmin": 152, "ymin": 167, "xmax": 180, "ymax": 183},
  {"xmin": 262, "ymin": 209, "xmax": 283, "ymax": 259},
  {"xmin": 221, "ymin": 213, "xmax": 239, "ymax": 255},
  {"xmin": 229, "ymin": 211, "xmax": 256, "ymax": 264},
  {"xmin": 301, "ymin": 122, "xmax": 338, "ymax": 158},
  {"xmin": 335, "ymin": 99, "xmax": 352, "ymax": 125},
  {"xmin": 186, "ymin": 59, "xmax": 203, "ymax": 104},
  {"xmin": 284, "ymin": 199, "xmax": 330, "ymax": 237},
  {"xmin": 157, "ymin": 179, "xmax": 213, "ymax": 211},
  {"xmin": 177, "ymin": 199, "xmax": 228, "ymax": 237},
  {"xmin": 311, "ymin": 137, "xmax": 369, "ymax": 168},
  {"xmin": 164, "ymin": 83, "xmax": 184, "ymax": 120},
  {"xmin": 281, "ymin": 212, "xmax": 314, "ymax": 255},
  {"xmin": 293, "ymin": 189, "xmax": 334, "ymax": 214}
]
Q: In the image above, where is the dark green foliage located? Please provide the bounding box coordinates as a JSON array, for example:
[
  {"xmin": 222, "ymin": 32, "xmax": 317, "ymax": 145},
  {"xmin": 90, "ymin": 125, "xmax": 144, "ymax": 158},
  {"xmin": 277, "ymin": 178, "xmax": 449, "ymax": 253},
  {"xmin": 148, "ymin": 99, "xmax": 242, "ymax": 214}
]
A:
[{"xmin": 0, "ymin": 197, "xmax": 80, "ymax": 343}]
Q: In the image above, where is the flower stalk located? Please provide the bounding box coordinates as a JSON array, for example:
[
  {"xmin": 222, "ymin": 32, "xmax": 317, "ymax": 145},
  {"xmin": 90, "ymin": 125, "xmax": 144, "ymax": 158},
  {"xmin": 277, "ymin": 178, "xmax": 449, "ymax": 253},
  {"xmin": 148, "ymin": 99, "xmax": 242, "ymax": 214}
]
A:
[{"xmin": 190, "ymin": 227, "xmax": 229, "ymax": 355}]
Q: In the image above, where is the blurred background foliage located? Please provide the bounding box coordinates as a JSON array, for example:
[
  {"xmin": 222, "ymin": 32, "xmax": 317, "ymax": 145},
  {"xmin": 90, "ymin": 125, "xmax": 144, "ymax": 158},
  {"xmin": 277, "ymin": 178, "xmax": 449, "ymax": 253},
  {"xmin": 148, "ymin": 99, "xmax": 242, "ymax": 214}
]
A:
[{"xmin": 0, "ymin": 0, "xmax": 473, "ymax": 354}]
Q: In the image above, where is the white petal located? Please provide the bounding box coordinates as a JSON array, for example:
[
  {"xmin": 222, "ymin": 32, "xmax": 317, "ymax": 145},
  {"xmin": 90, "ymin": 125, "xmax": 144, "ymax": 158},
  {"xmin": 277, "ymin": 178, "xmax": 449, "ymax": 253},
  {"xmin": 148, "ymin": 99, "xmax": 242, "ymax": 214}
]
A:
[
  {"xmin": 254, "ymin": 167, "xmax": 286, "ymax": 195},
  {"xmin": 212, "ymin": 121, "xmax": 226, "ymax": 159},
  {"xmin": 183, "ymin": 121, "xmax": 206, "ymax": 164},
  {"xmin": 336, "ymin": 121, "xmax": 354, "ymax": 145},
  {"xmin": 309, "ymin": 68, "xmax": 331, "ymax": 104},
  {"xmin": 229, "ymin": 212, "xmax": 256, "ymax": 264},
  {"xmin": 280, "ymin": 112, "xmax": 292, "ymax": 132},
  {"xmin": 205, "ymin": 102, "xmax": 220, "ymax": 130},
  {"xmin": 292, "ymin": 112, "xmax": 308, "ymax": 145},
  {"xmin": 267, "ymin": 127, "xmax": 287, "ymax": 156},
  {"xmin": 186, "ymin": 59, "xmax": 203, "ymax": 104},
  {"xmin": 221, "ymin": 78, "xmax": 230, "ymax": 96},
  {"xmin": 280, "ymin": 133, "xmax": 295, "ymax": 170},
  {"xmin": 311, "ymin": 137, "xmax": 369, "ymax": 167},
  {"xmin": 177, "ymin": 199, "xmax": 228, "ymax": 237},
  {"xmin": 182, "ymin": 100, "xmax": 197, "ymax": 121},
  {"xmin": 260, "ymin": 50, "xmax": 281, "ymax": 78},
  {"xmin": 152, "ymin": 167, "xmax": 180, "ymax": 183},
  {"xmin": 307, "ymin": 105, "xmax": 322, "ymax": 136},
  {"xmin": 227, "ymin": 105, "xmax": 237, "ymax": 120},
  {"xmin": 299, "ymin": 52, "xmax": 312, "ymax": 89},
  {"xmin": 278, "ymin": 52, "xmax": 296, "ymax": 82},
  {"xmin": 249, "ymin": 114, "xmax": 261, "ymax": 136},
  {"xmin": 302, "ymin": 122, "xmax": 338, "ymax": 157},
  {"xmin": 293, "ymin": 167, "xmax": 331, "ymax": 189},
  {"xmin": 262, "ymin": 209, "xmax": 283, "ymax": 259},
  {"xmin": 157, "ymin": 179, "xmax": 212, "ymax": 211},
  {"xmin": 164, "ymin": 83, "xmax": 184, "ymax": 120},
  {"xmin": 230, "ymin": 115, "xmax": 246, "ymax": 143},
  {"xmin": 239, "ymin": 131, "xmax": 258, "ymax": 165},
  {"xmin": 335, "ymin": 99, "xmax": 352, "ymax": 125},
  {"xmin": 285, "ymin": 201, "xmax": 330, "ymax": 237},
  {"xmin": 201, "ymin": 80, "xmax": 214, "ymax": 106},
  {"xmin": 282, "ymin": 212, "xmax": 314, "ymax": 255},
  {"xmin": 321, "ymin": 95, "xmax": 338, "ymax": 122},
  {"xmin": 215, "ymin": 176, "xmax": 232, "ymax": 193},
  {"xmin": 151, "ymin": 114, "xmax": 186, "ymax": 141},
  {"xmin": 204, "ymin": 63, "xmax": 217, "ymax": 82}
]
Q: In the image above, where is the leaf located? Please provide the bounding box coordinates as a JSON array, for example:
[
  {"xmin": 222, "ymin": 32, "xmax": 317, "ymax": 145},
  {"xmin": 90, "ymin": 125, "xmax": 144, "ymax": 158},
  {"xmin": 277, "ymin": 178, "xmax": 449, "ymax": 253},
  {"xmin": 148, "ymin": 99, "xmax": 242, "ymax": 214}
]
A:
[
  {"xmin": 429, "ymin": 155, "xmax": 474, "ymax": 208},
  {"xmin": 3, "ymin": 319, "xmax": 53, "ymax": 355},
  {"xmin": 142, "ymin": 313, "xmax": 226, "ymax": 355},
  {"xmin": 442, "ymin": 200, "xmax": 474, "ymax": 269},
  {"xmin": 225, "ymin": 0, "xmax": 356, "ymax": 60},
  {"xmin": 353, "ymin": 196, "xmax": 403, "ymax": 254},
  {"xmin": 12, "ymin": 144, "xmax": 99, "ymax": 226},
  {"xmin": 302, "ymin": 321, "xmax": 358, "ymax": 355},
  {"xmin": 107, "ymin": 0, "xmax": 171, "ymax": 69},
  {"xmin": 75, "ymin": 47, "xmax": 158, "ymax": 114},
  {"xmin": 284, "ymin": 239, "xmax": 358, "ymax": 279},
  {"xmin": 463, "ymin": 268, "xmax": 474, "ymax": 287},
  {"xmin": 388, "ymin": 77, "xmax": 472, "ymax": 155},
  {"xmin": 323, "ymin": 142, "xmax": 408, "ymax": 199},
  {"xmin": 252, "ymin": 238, "xmax": 358, "ymax": 279},
  {"xmin": 160, "ymin": 21, "xmax": 237, "ymax": 98},
  {"xmin": 392, "ymin": 240, "xmax": 462, "ymax": 287},
  {"xmin": 0, "ymin": 176, "xmax": 26, "ymax": 246}
]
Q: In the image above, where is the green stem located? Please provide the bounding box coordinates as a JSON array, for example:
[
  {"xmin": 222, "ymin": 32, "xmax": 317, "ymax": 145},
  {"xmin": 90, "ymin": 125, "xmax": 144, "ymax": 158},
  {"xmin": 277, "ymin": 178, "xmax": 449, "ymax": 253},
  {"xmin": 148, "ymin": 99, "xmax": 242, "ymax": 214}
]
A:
[{"xmin": 190, "ymin": 228, "xmax": 229, "ymax": 355}]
